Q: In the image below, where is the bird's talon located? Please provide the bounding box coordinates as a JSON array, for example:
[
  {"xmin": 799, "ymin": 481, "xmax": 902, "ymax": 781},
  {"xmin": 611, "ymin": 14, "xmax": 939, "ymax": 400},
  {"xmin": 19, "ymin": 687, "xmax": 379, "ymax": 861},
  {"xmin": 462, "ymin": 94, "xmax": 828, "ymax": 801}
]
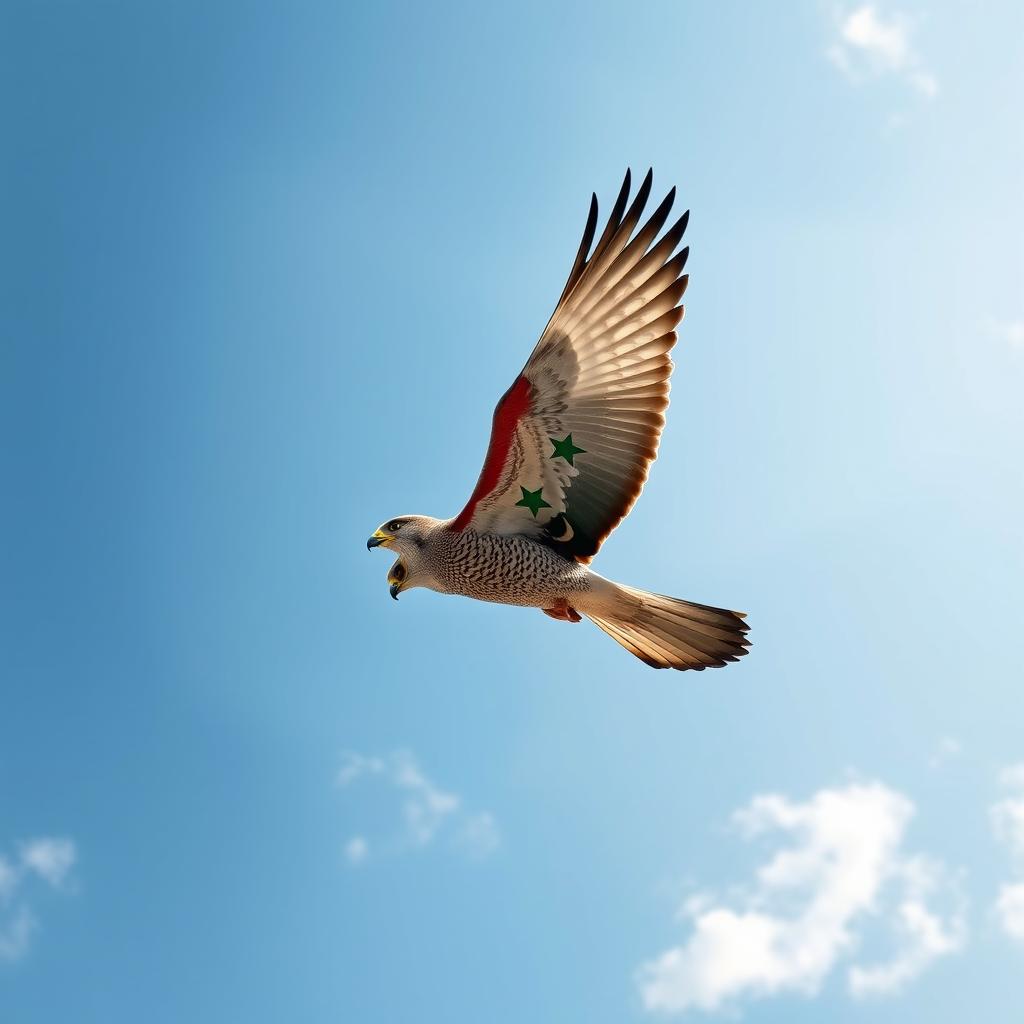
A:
[{"xmin": 543, "ymin": 601, "xmax": 581, "ymax": 623}]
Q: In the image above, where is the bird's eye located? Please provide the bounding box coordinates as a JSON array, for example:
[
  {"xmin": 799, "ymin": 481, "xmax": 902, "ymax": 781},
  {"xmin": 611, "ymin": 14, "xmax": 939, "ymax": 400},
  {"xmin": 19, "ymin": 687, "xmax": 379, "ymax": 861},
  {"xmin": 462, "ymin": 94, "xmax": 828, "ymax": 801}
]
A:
[{"xmin": 387, "ymin": 520, "xmax": 401, "ymax": 532}]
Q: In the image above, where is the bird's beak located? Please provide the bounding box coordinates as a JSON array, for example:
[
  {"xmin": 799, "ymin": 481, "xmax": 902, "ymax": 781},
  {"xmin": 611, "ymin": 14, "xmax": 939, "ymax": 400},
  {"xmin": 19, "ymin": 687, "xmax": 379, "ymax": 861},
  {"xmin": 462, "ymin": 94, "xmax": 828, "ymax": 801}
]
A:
[
  {"xmin": 366, "ymin": 528, "xmax": 392, "ymax": 550},
  {"xmin": 387, "ymin": 558, "xmax": 406, "ymax": 600}
]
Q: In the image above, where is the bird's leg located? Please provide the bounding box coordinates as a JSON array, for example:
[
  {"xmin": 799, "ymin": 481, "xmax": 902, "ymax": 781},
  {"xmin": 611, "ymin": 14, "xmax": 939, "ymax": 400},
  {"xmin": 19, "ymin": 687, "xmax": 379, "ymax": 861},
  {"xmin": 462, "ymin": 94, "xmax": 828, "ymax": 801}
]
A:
[{"xmin": 542, "ymin": 599, "xmax": 582, "ymax": 623}]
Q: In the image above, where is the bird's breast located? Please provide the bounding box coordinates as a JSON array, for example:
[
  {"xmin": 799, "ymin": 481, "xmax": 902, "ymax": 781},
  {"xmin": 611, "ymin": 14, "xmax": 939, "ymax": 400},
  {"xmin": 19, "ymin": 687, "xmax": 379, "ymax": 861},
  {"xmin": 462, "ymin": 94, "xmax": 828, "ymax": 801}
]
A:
[{"xmin": 427, "ymin": 530, "xmax": 590, "ymax": 607}]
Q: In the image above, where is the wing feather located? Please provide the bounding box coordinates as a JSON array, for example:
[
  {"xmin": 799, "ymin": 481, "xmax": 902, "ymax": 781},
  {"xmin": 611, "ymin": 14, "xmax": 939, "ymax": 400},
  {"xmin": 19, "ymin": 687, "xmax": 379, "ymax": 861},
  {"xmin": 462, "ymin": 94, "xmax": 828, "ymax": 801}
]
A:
[{"xmin": 451, "ymin": 171, "xmax": 689, "ymax": 557}]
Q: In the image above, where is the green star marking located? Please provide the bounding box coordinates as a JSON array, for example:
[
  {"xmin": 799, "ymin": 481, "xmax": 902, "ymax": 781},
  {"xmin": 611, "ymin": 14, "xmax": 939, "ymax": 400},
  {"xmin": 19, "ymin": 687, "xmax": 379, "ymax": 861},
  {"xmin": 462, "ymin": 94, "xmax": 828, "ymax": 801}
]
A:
[
  {"xmin": 550, "ymin": 433, "xmax": 586, "ymax": 466},
  {"xmin": 515, "ymin": 485, "xmax": 551, "ymax": 518}
]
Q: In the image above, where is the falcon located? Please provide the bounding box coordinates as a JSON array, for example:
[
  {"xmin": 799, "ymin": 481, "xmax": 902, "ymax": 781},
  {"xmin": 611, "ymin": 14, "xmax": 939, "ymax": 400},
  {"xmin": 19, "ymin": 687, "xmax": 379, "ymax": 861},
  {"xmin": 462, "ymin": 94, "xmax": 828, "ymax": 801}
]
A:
[{"xmin": 367, "ymin": 170, "xmax": 750, "ymax": 670}]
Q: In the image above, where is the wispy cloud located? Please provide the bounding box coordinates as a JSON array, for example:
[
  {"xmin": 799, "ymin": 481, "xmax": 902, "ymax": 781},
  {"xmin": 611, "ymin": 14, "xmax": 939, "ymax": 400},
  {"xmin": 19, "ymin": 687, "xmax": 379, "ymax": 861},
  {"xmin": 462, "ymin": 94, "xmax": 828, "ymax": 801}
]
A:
[
  {"xmin": 985, "ymin": 318, "xmax": 1024, "ymax": 351},
  {"xmin": 827, "ymin": 5, "xmax": 938, "ymax": 98},
  {"xmin": 337, "ymin": 751, "xmax": 499, "ymax": 865},
  {"xmin": 995, "ymin": 884, "xmax": 1024, "ymax": 940},
  {"xmin": 635, "ymin": 782, "xmax": 964, "ymax": 1015},
  {"xmin": 344, "ymin": 836, "xmax": 369, "ymax": 866},
  {"xmin": 991, "ymin": 764, "xmax": 1024, "ymax": 940},
  {"xmin": 19, "ymin": 838, "xmax": 76, "ymax": 888},
  {"xmin": 0, "ymin": 836, "xmax": 77, "ymax": 964},
  {"xmin": 928, "ymin": 736, "xmax": 962, "ymax": 770},
  {"xmin": 455, "ymin": 812, "xmax": 501, "ymax": 861},
  {"xmin": 848, "ymin": 856, "xmax": 965, "ymax": 996},
  {"xmin": 0, "ymin": 909, "xmax": 36, "ymax": 963}
]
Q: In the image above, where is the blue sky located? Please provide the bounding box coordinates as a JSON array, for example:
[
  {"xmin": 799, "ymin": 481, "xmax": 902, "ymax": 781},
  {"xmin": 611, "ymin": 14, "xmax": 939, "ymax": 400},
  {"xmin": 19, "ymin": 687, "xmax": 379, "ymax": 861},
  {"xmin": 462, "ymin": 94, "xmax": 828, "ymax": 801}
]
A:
[{"xmin": 2, "ymin": 1, "xmax": 1023, "ymax": 1020}]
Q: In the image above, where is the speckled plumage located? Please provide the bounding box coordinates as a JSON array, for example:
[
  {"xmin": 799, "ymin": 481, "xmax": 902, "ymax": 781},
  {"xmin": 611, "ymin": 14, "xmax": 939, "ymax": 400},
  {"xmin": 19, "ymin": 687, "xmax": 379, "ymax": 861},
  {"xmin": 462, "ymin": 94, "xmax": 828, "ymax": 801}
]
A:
[{"xmin": 423, "ymin": 526, "xmax": 591, "ymax": 607}]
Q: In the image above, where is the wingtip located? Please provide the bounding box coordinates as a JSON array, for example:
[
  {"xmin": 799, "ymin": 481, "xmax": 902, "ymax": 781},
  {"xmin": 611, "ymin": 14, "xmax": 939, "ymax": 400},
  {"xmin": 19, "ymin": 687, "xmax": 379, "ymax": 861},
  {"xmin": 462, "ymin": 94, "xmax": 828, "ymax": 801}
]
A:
[{"xmin": 635, "ymin": 168, "xmax": 654, "ymax": 208}]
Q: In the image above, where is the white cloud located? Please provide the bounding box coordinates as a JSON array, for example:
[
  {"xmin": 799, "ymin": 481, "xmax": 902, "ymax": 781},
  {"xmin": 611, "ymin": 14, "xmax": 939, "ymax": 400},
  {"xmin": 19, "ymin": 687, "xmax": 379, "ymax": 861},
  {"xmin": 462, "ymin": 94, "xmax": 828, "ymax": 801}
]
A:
[
  {"xmin": 0, "ymin": 836, "xmax": 76, "ymax": 964},
  {"xmin": 390, "ymin": 752, "xmax": 460, "ymax": 846},
  {"xmin": 995, "ymin": 884, "xmax": 1024, "ymax": 941},
  {"xmin": 336, "ymin": 752, "xmax": 386, "ymax": 786},
  {"xmin": 827, "ymin": 5, "xmax": 938, "ymax": 98},
  {"xmin": 337, "ymin": 751, "xmax": 498, "ymax": 864},
  {"xmin": 991, "ymin": 764, "xmax": 1024, "ymax": 940},
  {"xmin": 992, "ymin": 770, "xmax": 1024, "ymax": 853},
  {"xmin": 636, "ymin": 782, "xmax": 963, "ymax": 1014},
  {"xmin": 848, "ymin": 857, "xmax": 965, "ymax": 997},
  {"xmin": 839, "ymin": 5, "xmax": 910, "ymax": 67},
  {"xmin": 20, "ymin": 838, "xmax": 76, "ymax": 888}
]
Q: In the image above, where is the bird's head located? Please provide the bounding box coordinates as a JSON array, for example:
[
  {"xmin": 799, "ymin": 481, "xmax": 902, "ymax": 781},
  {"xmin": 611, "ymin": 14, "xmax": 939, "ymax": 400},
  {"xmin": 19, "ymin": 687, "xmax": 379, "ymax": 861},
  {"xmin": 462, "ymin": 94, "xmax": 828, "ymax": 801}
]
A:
[{"xmin": 366, "ymin": 515, "xmax": 438, "ymax": 600}]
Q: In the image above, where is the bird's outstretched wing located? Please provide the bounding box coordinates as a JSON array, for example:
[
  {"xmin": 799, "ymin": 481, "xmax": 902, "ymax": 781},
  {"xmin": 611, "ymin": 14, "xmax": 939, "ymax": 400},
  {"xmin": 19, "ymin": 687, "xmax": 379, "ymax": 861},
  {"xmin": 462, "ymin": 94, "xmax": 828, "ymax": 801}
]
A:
[{"xmin": 451, "ymin": 169, "xmax": 688, "ymax": 561}]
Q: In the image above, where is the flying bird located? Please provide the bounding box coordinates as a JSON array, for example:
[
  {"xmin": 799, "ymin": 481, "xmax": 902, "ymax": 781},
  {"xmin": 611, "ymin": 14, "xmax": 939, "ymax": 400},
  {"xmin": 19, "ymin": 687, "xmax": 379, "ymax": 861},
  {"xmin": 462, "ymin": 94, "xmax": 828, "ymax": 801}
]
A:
[{"xmin": 367, "ymin": 170, "xmax": 749, "ymax": 670}]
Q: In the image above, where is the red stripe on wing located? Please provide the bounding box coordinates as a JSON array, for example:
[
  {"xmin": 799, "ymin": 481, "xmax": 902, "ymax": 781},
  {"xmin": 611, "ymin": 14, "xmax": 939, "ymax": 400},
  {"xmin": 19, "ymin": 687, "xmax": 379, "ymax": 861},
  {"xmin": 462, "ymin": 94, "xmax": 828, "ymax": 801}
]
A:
[{"xmin": 451, "ymin": 375, "xmax": 533, "ymax": 531}]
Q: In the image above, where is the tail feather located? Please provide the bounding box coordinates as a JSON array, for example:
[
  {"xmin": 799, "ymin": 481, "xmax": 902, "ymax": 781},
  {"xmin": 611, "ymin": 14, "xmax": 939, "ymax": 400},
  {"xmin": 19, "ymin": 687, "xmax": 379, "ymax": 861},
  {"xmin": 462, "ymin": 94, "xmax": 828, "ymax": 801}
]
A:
[
  {"xmin": 588, "ymin": 616, "xmax": 663, "ymax": 669},
  {"xmin": 584, "ymin": 581, "xmax": 750, "ymax": 671}
]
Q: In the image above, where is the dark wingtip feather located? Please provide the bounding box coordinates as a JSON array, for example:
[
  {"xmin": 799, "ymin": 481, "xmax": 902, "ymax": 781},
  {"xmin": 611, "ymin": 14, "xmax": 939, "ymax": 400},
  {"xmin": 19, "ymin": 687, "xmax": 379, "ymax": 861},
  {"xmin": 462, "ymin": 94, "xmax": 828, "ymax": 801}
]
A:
[
  {"xmin": 581, "ymin": 169, "xmax": 637, "ymax": 276},
  {"xmin": 632, "ymin": 169, "xmax": 654, "ymax": 220},
  {"xmin": 555, "ymin": 189, "xmax": 601, "ymax": 308},
  {"xmin": 581, "ymin": 192, "xmax": 599, "ymax": 258},
  {"xmin": 640, "ymin": 187, "xmax": 677, "ymax": 246},
  {"xmin": 608, "ymin": 170, "xmax": 633, "ymax": 231}
]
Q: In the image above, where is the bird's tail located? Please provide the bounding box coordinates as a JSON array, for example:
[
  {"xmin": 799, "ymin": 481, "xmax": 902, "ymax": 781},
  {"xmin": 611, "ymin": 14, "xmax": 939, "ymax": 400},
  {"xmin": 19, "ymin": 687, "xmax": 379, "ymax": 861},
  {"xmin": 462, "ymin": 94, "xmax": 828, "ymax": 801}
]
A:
[{"xmin": 582, "ymin": 577, "xmax": 750, "ymax": 671}]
